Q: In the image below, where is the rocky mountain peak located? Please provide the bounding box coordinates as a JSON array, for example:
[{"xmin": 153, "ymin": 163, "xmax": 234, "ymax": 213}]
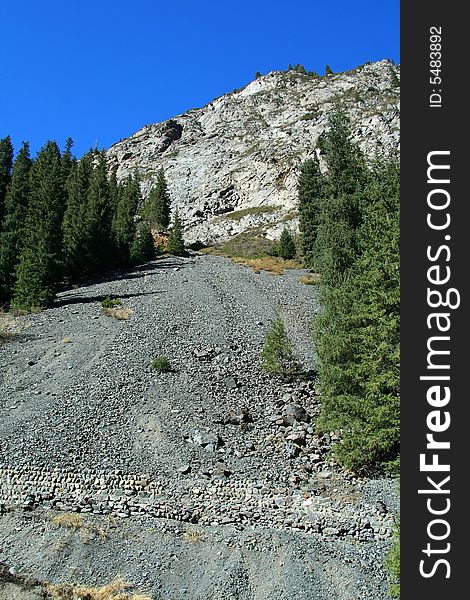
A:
[{"xmin": 107, "ymin": 60, "xmax": 400, "ymax": 244}]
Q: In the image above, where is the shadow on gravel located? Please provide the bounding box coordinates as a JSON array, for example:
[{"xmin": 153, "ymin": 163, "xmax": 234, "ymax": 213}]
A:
[
  {"xmin": 53, "ymin": 289, "xmax": 164, "ymax": 308},
  {"xmin": 54, "ymin": 258, "xmax": 191, "ymax": 307},
  {"xmin": 0, "ymin": 333, "xmax": 37, "ymax": 344}
]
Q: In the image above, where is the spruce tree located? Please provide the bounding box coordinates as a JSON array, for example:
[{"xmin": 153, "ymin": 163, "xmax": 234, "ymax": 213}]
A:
[
  {"xmin": 108, "ymin": 165, "xmax": 119, "ymax": 219},
  {"xmin": 113, "ymin": 173, "xmax": 141, "ymax": 265},
  {"xmin": 294, "ymin": 64, "xmax": 307, "ymax": 75},
  {"xmin": 325, "ymin": 64, "xmax": 333, "ymax": 76},
  {"xmin": 0, "ymin": 142, "xmax": 32, "ymax": 300},
  {"xmin": 12, "ymin": 141, "xmax": 64, "ymax": 309},
  {"xmin": 314, "ymin": 106, "xmax": 366, "ymax": 285},
  {"xmin": 166, "ymin": 210, "xmax": 184, "ymax": 255},
  {"xmin": 317, "ymin": 105, "xmax": 365, "ymax": 198},
  {"xmin": 85, "ymin": 151, "xmax": 114, "ymax": 273},
  {"xmin": 298, "ymin": 155, "xmax": 325, "ymax": 268},
  {"xmin": 62, "ymin": 151, "xmax": 93, "ymax": 279},
  {"xmin": 262, "ymin": 314, "xmax": 300, "ymax": 380},
  {"xmin": 278, "ymin": 228, "xmax": 296, "ymax": 259},
  {"xmin": 314, "ymin": 159, "xmax": 400, "ymax": 472},
  {"xmin": 0, "ymin": 135, "xmax": 14, "ymax": 225},
  {"xmin": 61, "ymin": 137, "xmax": 74, "ymax": 189},
  {"xmin": 142, "ymin": 168, "xmax": 171, "ymax": 229},
  {"xmin": 130, "ymin": 222, "xmax": 155, "ymax": 265}
]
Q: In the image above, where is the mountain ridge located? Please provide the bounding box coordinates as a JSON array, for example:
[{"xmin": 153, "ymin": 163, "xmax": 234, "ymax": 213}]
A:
[{"xmin": 107, "ymin": 60, "xmax": 400, "ymax": 244}]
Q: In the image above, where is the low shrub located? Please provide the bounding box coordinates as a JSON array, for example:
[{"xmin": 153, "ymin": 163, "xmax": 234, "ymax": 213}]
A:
[
  {"xmin": 262, "ymin": 314, "xmax": 300, "ymax": 380},
  {"xmin": 208, "ymin": 229, "xmax": 275, "ymax": 259},
  {"xmin": 151, "ymin": 355, "xmax": 171, "ymax": 373},
  {"xmin": 101, "ymin": 297, "xmax": 121, "ymax": 309}
]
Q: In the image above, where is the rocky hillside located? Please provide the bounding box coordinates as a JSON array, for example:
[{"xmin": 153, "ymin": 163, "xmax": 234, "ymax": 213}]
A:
[{"xmin": 107, "ymin": 60, "xmax": 400, "ymax": 245}]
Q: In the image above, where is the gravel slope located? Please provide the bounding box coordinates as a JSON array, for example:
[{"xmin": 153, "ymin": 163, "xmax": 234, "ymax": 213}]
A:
[{"xmin": 0, "ymin": 254, "xmax": 398, "ymax": 599}]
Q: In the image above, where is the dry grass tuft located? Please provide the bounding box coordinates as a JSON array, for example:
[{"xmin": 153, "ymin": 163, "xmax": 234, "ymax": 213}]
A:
[
  {"xmin": 101, "ymin": 307, "xmax": 133, "ymax": 320},
  {"xmin": 44, "ymin": 577, "xmax": 152, "ymax": 600},
  {"xmin": 52, "ymin": 513, "xmax": 85, "ymax": 530},
  {"xmin": 51, "ymin": 513, "xmax": 114, "ymax": 542},
  {"xmin": 233, "ymin": 256, "xmax": 302, "ymax": 275},
  {"xmin": 299, "ymin": 273, "xmax": 321, "ymax": 285},
  {"xmin": 0, "ymin": 310, "xmax": 25, "ymax": 342},
  {"xmin": 182, "ymin": 528, "xmax": 205, "ymax": 544}
]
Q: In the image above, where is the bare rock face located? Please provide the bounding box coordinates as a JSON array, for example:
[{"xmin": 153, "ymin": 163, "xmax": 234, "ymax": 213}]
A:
[{"xmin": 107, "ymin": 60, "xmax": 400, "ymax": 245}]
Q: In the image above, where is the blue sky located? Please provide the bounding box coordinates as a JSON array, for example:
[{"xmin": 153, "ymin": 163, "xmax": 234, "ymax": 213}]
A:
[{"xmin": 0, "ymin": 0, "xmax": 400, "ymax": 158}]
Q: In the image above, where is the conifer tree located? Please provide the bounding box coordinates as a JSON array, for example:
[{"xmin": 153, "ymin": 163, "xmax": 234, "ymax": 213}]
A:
[
  {"xmin": 0, "ymin": 135, "xmax": 14, "ymax": 225},
  {"xmin": 278, "ymin": 228, "xmax": 296, "ymax": 259},
  {"xmin": 263, "ymin": 314, "xmax": 300, "ymax": 380},
  {"xmin": 298, "ymin": 155, "xmax": 325, "ymax": 268},
  {"xmin": 314, "ymin": 159, "xmax": 400, "ymax": 472},
  {"xmin": 142, "ymin": 168, "xmax": 171, "ymax": 229},
  {"xmin": 62, "ymin": 151, "xmax": 93, "ymax": 279},
  {"xmin": 85, "ymin": 151, "xmax": 113, "ymax": 273},
  {"xmin": 318, "ymin": 105, "xmax": 365, "ymax": 198},
  {"xmin": 325, "ymin": 64, "xmax": 334, "ymax": 76},
  {"xmin": 61, "ymin": 137, "xmax": 74, "ymax": 189},
  {"xmin": 314, "ymin": 106, "xmax": 366, "ymax": 285},
  {"xmin": 294, "ymin": 64, "xmax": 307, "ymax": 75},
  {"xmin": 130, "ymin": 222, "xmax": 155, "ymax": 265},
  {"xmin": 113, "ymin": 173, "xmax": 141, "ymax": 265},
  {"xmin": 12, "ymin": 141, "xmax": 64, "ymax": 309},
  {"xmin": 0, "ymin": 142, "xmax": 32, "ymax": 300},
  {"xmin": 108, "ymin": 165, "xmax": 119, "ymax": 219},
  {"xmin": 166, "ymin": 210, "xmax": 184, "ymax": 255},
  {"xmin": 389, "ymin": 66, "xmax": 400, "ymax": 88}
]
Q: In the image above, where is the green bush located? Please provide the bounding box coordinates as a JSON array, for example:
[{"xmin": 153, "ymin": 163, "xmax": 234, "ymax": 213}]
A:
[
  {"xmin": 101, "ymin": 296, "xmax": 121, "ymax": 309},
  {"xmin": 215, "ymin": 229, "xmax": 275, "ymax": 259},
  {"xmin": 262, "ymin": 315, "xmax": 300, "ymax": 380},
  {"xmin": 151, "ymin": 355, "xmax": 171, "ymax": 373}
]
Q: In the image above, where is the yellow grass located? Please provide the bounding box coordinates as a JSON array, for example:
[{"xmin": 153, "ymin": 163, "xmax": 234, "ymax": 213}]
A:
[
  {"xmin": 233, "ymin": 256, "xmax": 302, "ymax": 275},
  {"xmin": 182, "ymin": 528, "xmax": 205, "ymax": 543},
  {"xmin": 101, "ymin": 307, "xmax": 133, "ymax": 320},
  {"xmin": 52, "ymin": 513, "xmax": 112, "ymax": 542},
  {"xmin": 52, "ymin": 513, "xmax": 85, "ymax": 530},
  {"xmin": 299, "ymin": 273, "xmax": 321, "ymax": 285},
  {"xmin": 45, "ymin": 577, "xmax": 152, "ymax": 600},
  {"xmin": 0, "ymin": 310, "xmax": 24, "ymax": 341}
]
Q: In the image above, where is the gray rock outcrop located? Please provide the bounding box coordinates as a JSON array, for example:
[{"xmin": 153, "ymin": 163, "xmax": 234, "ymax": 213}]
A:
[{"xmin": 106, "ymin": 60, "xmax": 400, "ymax": 244}]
